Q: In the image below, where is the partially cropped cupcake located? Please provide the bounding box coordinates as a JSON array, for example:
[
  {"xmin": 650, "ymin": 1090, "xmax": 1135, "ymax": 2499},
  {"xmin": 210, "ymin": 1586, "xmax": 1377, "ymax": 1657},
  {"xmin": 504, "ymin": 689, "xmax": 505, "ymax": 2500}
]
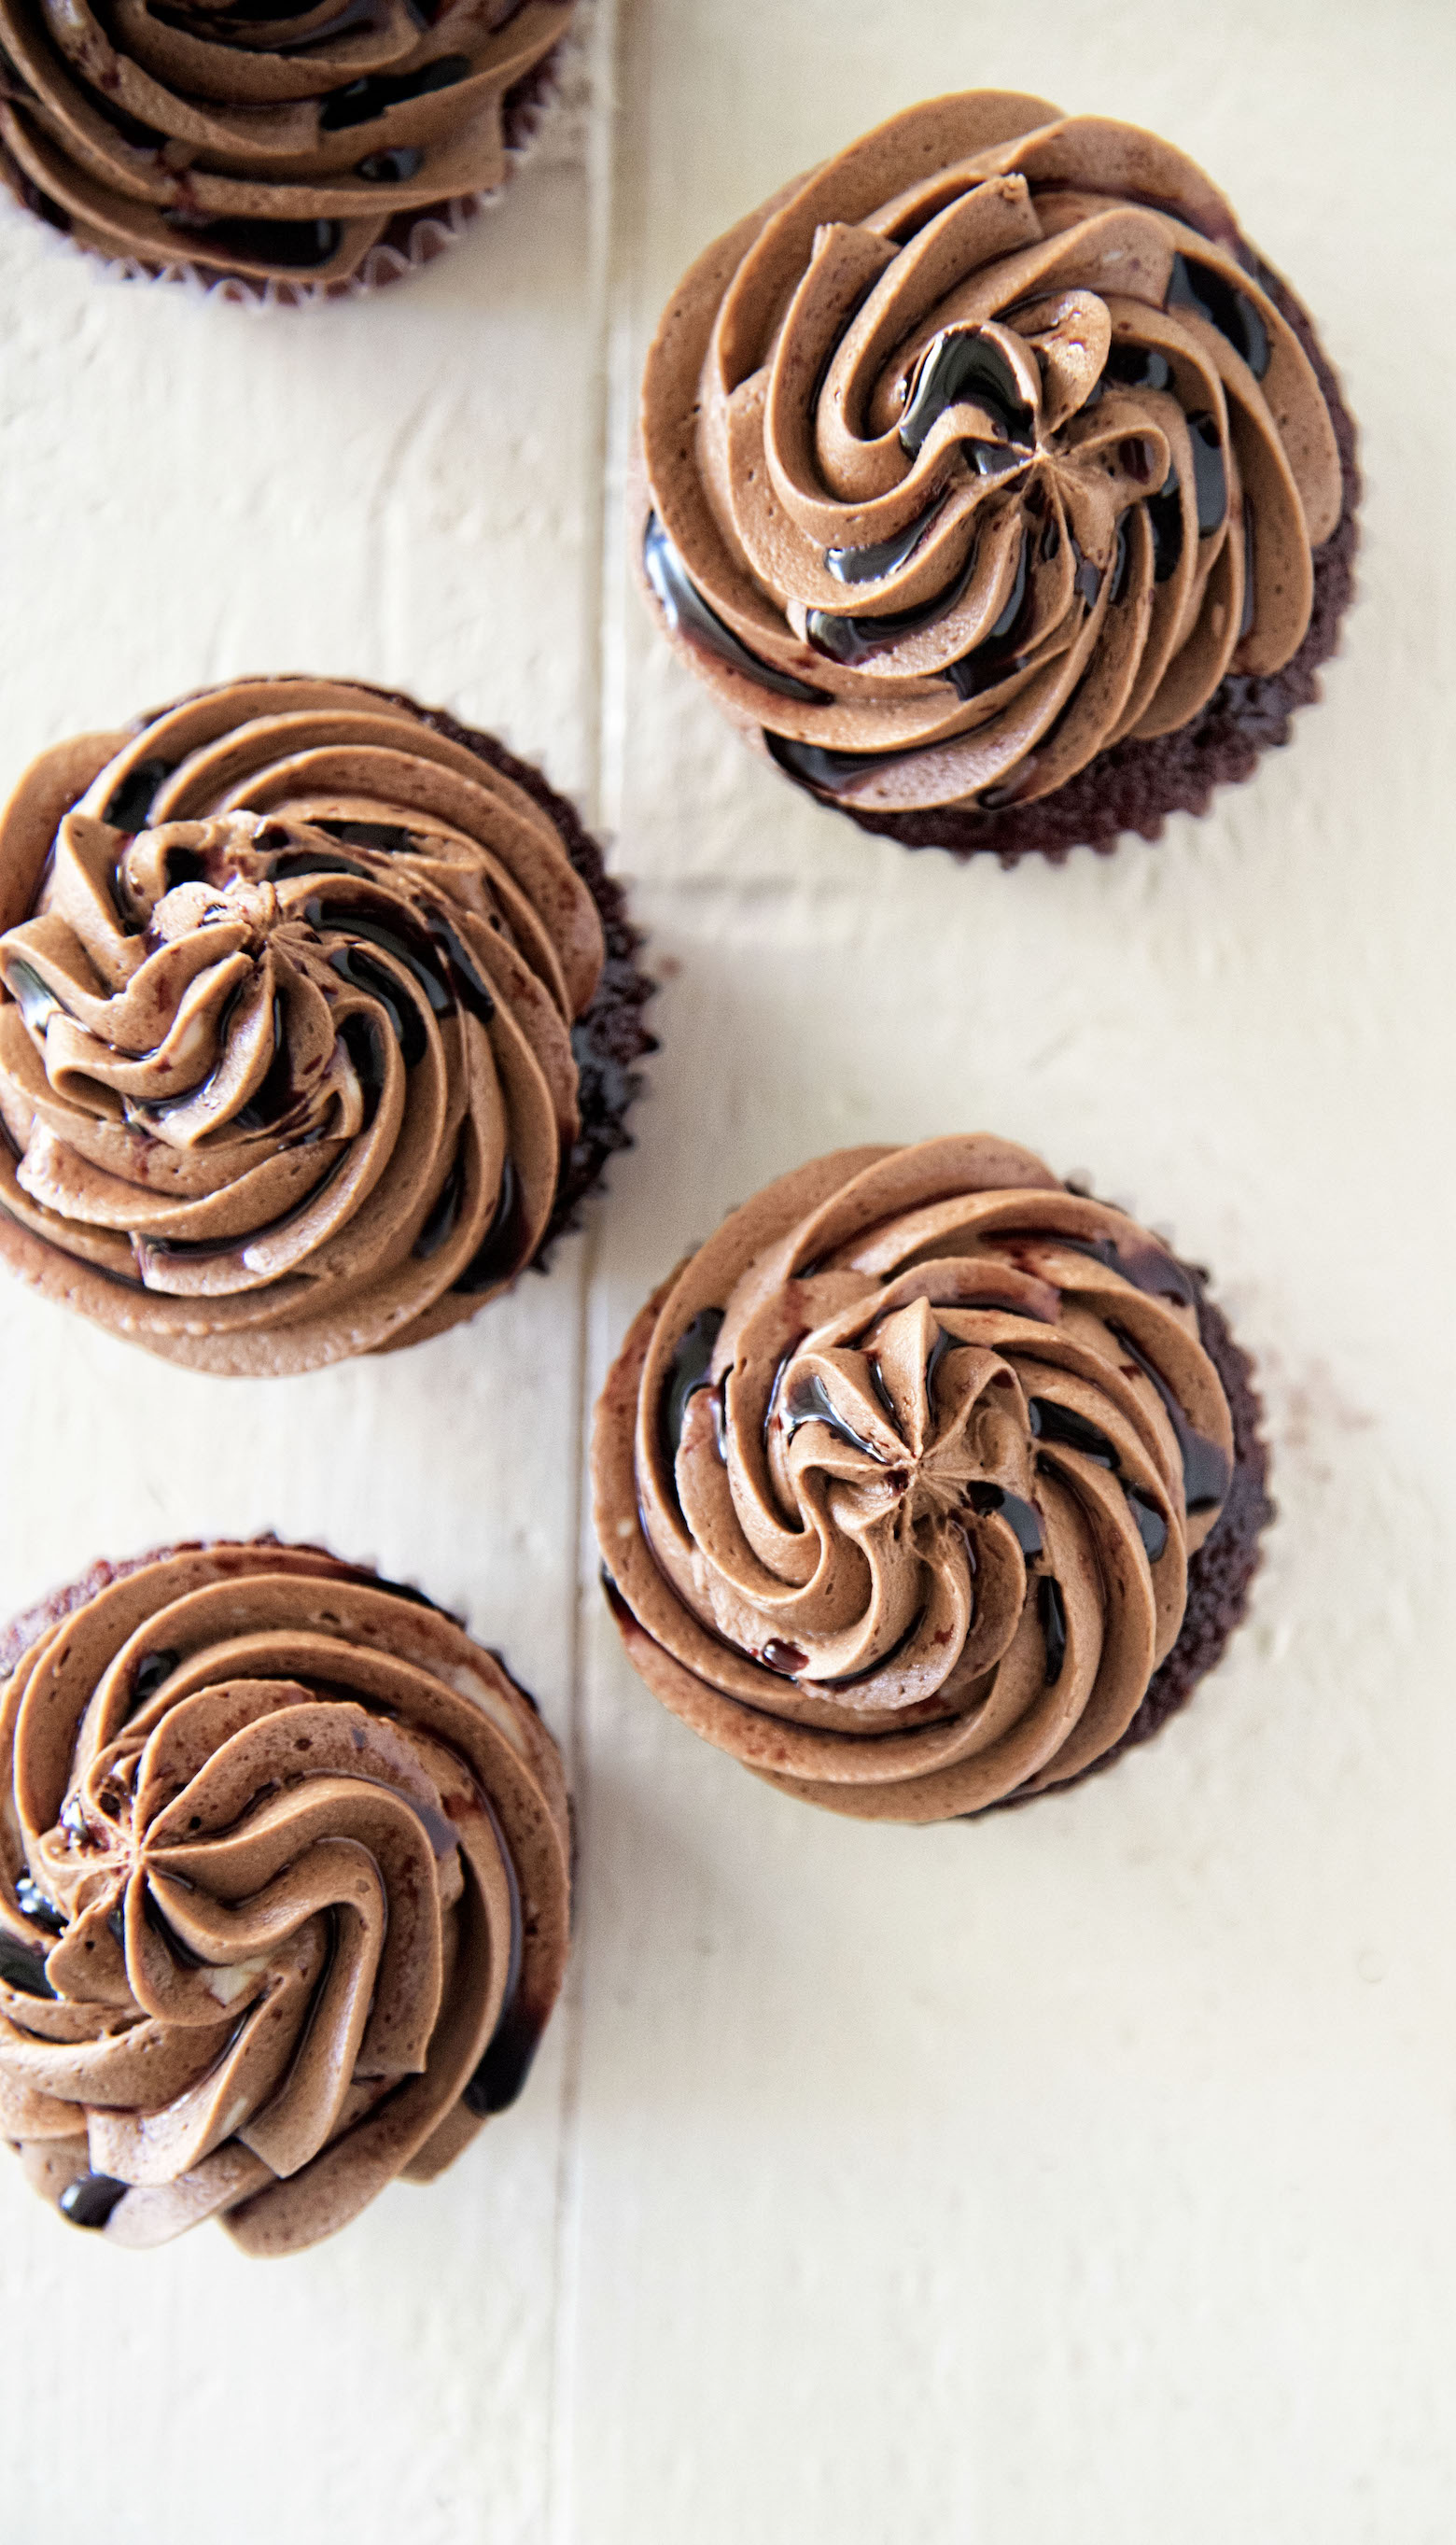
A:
[
  {"xmin": 593, "ymin": 1136, "xmax": 1271, "ymax": 1821},
  {"xmin": 636, "ymin": 91, "xmax": 1357, "ymax": 861},
  {"xmin": 0, "ymin": 1538, "xmax": 570, "ymax": 2253},
  {"xmin": 0, "ymin": 0, "xmax": 575, "ymax": 297},
  {"xmin": 0, "ymin": 675, "xmax": 651, "ymax": 1373}
]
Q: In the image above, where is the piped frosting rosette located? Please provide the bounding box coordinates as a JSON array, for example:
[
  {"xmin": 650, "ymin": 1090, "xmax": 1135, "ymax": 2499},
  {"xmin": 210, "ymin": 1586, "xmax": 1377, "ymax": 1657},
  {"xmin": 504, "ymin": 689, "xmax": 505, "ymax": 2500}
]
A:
[
  {"xmin": 0, "ymin": 1540, "xmax": 571, "ymax": 2254},
  {"xmin": 637, "ymin": 92, "xmax": 1345, "ymax": 815},
  {"xmin": 593, "ymin": 1136, "xmax": 1261, "ymax": 1823},
  {"xmin": 0, "ymin": 676, "xmax": 617, "ymax": 1374},
  {"xmin": 0, "ymin": 0, "xmax": 571, "ymax": 291}
]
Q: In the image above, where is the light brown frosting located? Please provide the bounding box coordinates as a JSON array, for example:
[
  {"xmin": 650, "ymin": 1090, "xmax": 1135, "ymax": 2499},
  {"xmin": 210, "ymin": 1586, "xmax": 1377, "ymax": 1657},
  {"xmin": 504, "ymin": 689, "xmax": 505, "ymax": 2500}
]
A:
[
  {"xmin": 0, "ymin": 1540, "xmax": 571, "ymax": 2253},
  {"xmin": 0, "ymin": 0, "xmax": 569, "ymax": 288},
  {"xmin": 0, "ymin": 676, "xmax": 607, "ymax": 1373},
  {"xmin": 637, "ymin": 93, "xmax": 1344, "ymax": 811},
  {"xmin": 593, "ymin": 1136, "xmax": 1237, "ymax": 1821}
]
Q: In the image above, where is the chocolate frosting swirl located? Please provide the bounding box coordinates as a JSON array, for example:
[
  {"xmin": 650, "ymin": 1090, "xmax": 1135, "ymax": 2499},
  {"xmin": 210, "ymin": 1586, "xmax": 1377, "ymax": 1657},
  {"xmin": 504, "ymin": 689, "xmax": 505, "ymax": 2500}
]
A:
[
  {"xmin": 0, "ymin": 1540, "xmax": 571, "ymax": 2253},
  {"xmin": 637, "ymin": 93, "xmax": 1345, "ymax": 812},
  {"xmin": 593, "ymin": 1136, "xmax": 1240, "ymax": 1821},
  {"xmin": 0, "ymin": 676, "xmax": 609, "ymax": 1373},
  {"xmin": 0, "ymin": 0, "xmax": 569, "ymax": 288}
]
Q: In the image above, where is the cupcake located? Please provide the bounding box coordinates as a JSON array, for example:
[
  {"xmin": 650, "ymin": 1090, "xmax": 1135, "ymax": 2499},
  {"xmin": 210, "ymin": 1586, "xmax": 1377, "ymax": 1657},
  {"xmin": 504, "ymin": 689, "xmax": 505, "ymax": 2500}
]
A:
[
  {"xmin": 0, "ymin": 0, "xmax": 575, "ymax": 299},
  {"xmin": 0, "ymin": 1538, "xmax": 571, "ymax": 2253},
  {"xmin": 635, "ymin": 92, "xmax": 1358, "ymax": 862},
  {"xmin": 0, "ymin": 674, "xmax": 652, "ymax": 1374},
  {"xmin": 592, "ymin": 1136, "xmax": 1271, "ymax": 1821}
]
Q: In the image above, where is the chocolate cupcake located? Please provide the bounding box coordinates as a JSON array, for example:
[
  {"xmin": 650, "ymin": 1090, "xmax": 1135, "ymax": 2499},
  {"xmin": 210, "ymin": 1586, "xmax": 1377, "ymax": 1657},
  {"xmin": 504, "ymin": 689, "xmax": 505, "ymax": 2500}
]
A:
[
  {"xmin": 0, "ymin": 0, "xmax": 574, "ymax": 298},
  {"xmin": 0, "ymin": 675, "xmax": 652, "ymax": 1374},
  {"xmin": 0, "ymin": 1538, "xmax": 571, "ymax": 2253},
  {"xmin": 636, "ymin": 92, "xmax": 1357, "ymax": 862},
  {"xmin": 593, "ymin": 1136, "xmax": 1271, "ymax": 1821}
]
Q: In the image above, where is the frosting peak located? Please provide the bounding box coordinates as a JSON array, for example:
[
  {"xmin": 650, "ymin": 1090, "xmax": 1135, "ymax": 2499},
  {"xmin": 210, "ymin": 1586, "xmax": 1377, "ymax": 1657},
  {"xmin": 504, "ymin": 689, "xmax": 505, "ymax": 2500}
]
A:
[{"xmin": 637, "ymin": 95, "xmax": 1344, "ymax": 814}]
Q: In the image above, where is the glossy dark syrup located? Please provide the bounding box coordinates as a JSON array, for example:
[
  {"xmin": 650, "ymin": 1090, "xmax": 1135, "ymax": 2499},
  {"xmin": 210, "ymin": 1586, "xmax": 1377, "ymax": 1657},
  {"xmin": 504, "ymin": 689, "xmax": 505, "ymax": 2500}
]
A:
[
  {"xmin": 760, "ymin": 1638, "xmax": 807, "ymax": 1676},
  {"xmin": 1239, "ymin": 511, "xmax": 1257, "ymax": 639},
  {"xmin": 806, "ymin": 541, "xmax": 978, "ymax": 667},
  {"xmin": 781, "ymin": 1373, "xmax": 882, "ymax": 1463},
  {"xmin": 130, "ymin": 1648, "xmax": 180, "ymax": 1708},
  {"xmin": 898, "ymin": 330, "xmax": 1035, "ymax": 458},
  {"xmin": 464, "ymin": 1997, "xmax": 546, "ymax": 2116},
  {"xmin": 329, "ymin": 944, "xmax": 427, "ymax": 1066},
  {"xmin": 1001, "ymin": 1225, "xmax": 1197, "ymax": 1308},
  {"xmin": 1123, "ymin": 1487, "xmax": 1169, "ymax": 1564},
  {"xmin": 58, "ymin": 2173, "xmax": 128, "ymax": 2230},
  {"xmin": 355, "ymin": 146, "xmax": 424, "ymax": 182},
  {"xmin": 234, "ymin": 991, "xmax": 297, "ymax": 1130},
  {"xmin": 966, "ymin": 1478, "xmax": 1043, "ymax": 1560},
  {"xmin": 1103, "ymin": 342, "xmax": 1173, "ymax": 397},
  {"xmin": 144, "ymin": 1884, "xmax": 204, "ymax": 1971},
  {"xmin": 1109, "ymin": 1323, "xmax": 1232, "ymax": 1514},
  {"xmin": 763, "ymin": 731, "xmax": 914, "ymax": 794},
  {"xmin": 413, "ymin": 1140, "xmax": 468, "ymax": 1259},
  {"xmin": 14, "ymin": 1874, "xmax": 63, "ymax": 1932},
  {"xmin": 1038, "ymin": 1574, "xmax": 1068, "ymax": 1684},
  {"xmin": 162, "ymin": 214, "xmax": 343, "ymax": 271},
  {"xmin": 5, "ymin": 960, "xmax": 62, "ymax": 1036},
  {"xmin": 1147, "ymin": 471, "xmax": 1184, "ymax": 582},
  {"xmin": 1186, "ymin": 412, "xmax": 1227, "ymax": 535},
  {"xmin": 318, "ymin": 52, "xmax": 469, "ymax": 130},
  {"xmin": 316, "ymin": 818, "xmax": 421, "ymax": 853},
  {"xmin": 103, "ymin": 757, "xmax": 175, "ymax": 834},
  {"xmin": 823, "ymin": 490, "xmax": 948, "ymax": 585},
  {"xmin": 1165, "ymin": 252, "xmax": 1271, "ymax": 380},
  {"xmin": 453, "ymin": 1155, "xmax": 527, "ymax": 1294},
  {"xmin": 643, "ymin": 514, "xmax": 830, "ymax": 705},
  {"xmin": 1029, "ymin": 1396, "xmax": 1119, "ymax": 1467},
  {"xmin": 0, "ymin": 1930, "xmax": 54, "ymax": 1997},
  {"xmin": 659, "ymin": 1308, "xmax": 725, "ymax": 1474},
  {"xmin": 943, "ymin": 530, "xmax": 1033, "ymax": 700}
]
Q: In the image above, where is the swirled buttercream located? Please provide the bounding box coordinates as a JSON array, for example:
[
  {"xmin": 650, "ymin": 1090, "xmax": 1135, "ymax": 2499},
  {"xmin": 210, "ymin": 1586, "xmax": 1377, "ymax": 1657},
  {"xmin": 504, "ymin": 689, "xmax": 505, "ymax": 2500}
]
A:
[
  {"xmin": 593, "ymin": 1136, "xmax": 1262, "ymax": 1821},
  {"xmin": 0, "ymin": 1539, "xmax": 570, "ymax": 2253},
  {"xmin": 637, "ymin": 93, "xmax": 1345, "ymax": 816},
  {"xmin": 0, "ymin": 0, "xmax": 570, "ymax": 288},
  {"xmin": 0, "ymin": 675, "xmax": 625, "ymax": 1373}
]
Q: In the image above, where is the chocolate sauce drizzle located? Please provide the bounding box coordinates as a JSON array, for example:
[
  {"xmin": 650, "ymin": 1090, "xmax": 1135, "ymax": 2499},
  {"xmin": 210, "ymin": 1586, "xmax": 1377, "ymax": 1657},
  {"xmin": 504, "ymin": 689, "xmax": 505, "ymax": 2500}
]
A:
[
  {"xmin": 1038, "ymin": 1575, "xmax": 1068, "ymax": 1684},
  {"xmin": 899, "ymin": 329, "xmax": 1035, "ymax": 459},
  {"xmin": 659, "ymin": 1308, "xmax": 725, "ymax": 1474},
  {"xmin": 643, "ymin": 514, "xmax": 830, "ymax": 705},
  {"xmin": 1165, "ymin": 253, "xmax": 1271, "ymax": 380},
  {"xmin": 58, "ymin": 2172, "xmax": 128, "ymax": 2230},
  {"xmin": 823, "ymin": 491, "xmax": 949, "ymax": 585},
  {"xmin": 966, "ymin": 1478, "xmax": 1043, "ymax": 1560}
]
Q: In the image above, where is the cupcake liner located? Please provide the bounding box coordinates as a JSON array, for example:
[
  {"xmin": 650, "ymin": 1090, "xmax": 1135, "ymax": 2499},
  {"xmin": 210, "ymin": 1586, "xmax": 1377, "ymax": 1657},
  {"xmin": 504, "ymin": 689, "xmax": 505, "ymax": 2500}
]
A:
[{"xmin": 0, "ymin": 0, "xmax": 594, "ymax": 311}]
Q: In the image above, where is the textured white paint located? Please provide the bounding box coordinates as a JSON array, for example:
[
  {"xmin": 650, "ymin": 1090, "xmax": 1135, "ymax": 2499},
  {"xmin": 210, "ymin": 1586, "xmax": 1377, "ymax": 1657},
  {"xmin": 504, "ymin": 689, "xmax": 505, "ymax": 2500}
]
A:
[{"xmin": 0, "ymin": 3, "xmax": 1452, "ymax": 2539}]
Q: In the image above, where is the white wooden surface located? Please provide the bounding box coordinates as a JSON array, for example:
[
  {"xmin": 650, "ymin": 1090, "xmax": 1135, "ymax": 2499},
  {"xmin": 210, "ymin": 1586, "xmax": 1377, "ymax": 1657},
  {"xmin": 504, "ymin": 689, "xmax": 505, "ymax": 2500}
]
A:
[{"xmin": 1, "ymin": 5, "xmax": 1452, "ymax": 2538}]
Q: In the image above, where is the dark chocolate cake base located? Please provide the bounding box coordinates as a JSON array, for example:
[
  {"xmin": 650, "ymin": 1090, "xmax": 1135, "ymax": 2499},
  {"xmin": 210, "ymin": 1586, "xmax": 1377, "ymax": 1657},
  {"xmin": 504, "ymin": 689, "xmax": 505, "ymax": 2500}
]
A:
[
  {"xmin": 788, "ymin": 255, "xmax": 1360, "ymax": 868},
  {"xmin": 988, "ymin": 1257, "xmax": 1273, "ymax": 1813}
]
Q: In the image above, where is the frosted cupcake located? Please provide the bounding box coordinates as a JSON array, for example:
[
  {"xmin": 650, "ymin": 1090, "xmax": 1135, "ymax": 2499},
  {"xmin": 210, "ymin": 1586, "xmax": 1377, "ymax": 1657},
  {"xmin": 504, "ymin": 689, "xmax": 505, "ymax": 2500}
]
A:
[
  {"xmin": 635, "ymin": 92, "xmax": 1357, "ymax": 861},
  {"xmin": 0, "ymin": 675, "xmax": 652, "ymax": 1373},
  {"xmin": 0, "ymin": 1538, "xmax": 570, "ymax": 2253},
  {"xmin": 593, "ymin": 1136, "xmax": 1271, "ymax": 1821},
  {"xmin": 0, "ymin": 0, "xmax": 576, "ymax": 297}
]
